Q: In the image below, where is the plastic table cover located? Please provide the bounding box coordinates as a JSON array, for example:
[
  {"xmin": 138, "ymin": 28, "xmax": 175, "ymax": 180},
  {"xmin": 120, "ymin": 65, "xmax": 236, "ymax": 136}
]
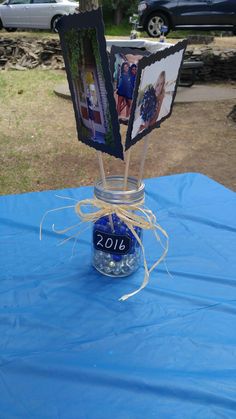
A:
[
  {"xmin": 0, "ymin": 173, "xmax": 236, "ymax": 419},
  {"xmin": 106, "ymin": 39, "xmax": 172, "ymax": 53}
]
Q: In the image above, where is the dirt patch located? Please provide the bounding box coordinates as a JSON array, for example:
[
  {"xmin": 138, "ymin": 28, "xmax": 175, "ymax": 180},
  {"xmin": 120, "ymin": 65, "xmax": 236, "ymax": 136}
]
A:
[
  {"xmin": 105, "ymin": 98, "xmax": 236, "ymax": 191},
  {"xmin": 144, "ymin": 100, "xmax": 236, "ymax": 190}
]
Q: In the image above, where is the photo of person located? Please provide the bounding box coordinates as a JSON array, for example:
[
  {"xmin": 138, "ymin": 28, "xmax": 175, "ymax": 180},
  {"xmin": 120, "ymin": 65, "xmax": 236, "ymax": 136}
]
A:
[
  {"xmin": 117, "ymin": 62, "xmax": 137, "ymax": 118},
  {"xmin": 110, "ymin": 46, "xmax": 149, "ymax": 123},
  {"xmin": 86, "ymin": 85, "xmax": 96, "ymax": 139},
  {"xmin": 66, "ymin": 32, "xmax": 109, "ymax": 146},
  {"xmin": 130, "ymin": 64, "xmax": 137, "ymax": 91},
  {"xmin": 139, "ymin": 70, "xmax": 166, "ymax": 132},
  {"xmin": 84, "ymin": 71, "xmax": 100, "ymax": 141},
  {"xmin": 56, "ymin": 9, "xmax": 123, "ymax": 160},
  {"xmin": 125, "ymin": 40, "xmax": 188, "ymax": 150}
]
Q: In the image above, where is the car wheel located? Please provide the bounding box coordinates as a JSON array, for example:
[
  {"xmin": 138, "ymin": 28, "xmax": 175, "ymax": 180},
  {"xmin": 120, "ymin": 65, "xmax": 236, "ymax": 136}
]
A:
[
  {"xmin": 146, "ymin": 13, "xmax": 170, "ymax": 37},
  {"xmin": 233, "ymin": 27, "xmax": 236, "ymax": 36},
  {"xmin": 0, "ymin": 19, "xmax": 3, "ymax": 31},
  {"xmin": 5, "ymin": 27, "xmax": 17, "ymax": 32},
  {"xmin": 51, "ymin": 15, "xmax": 63, "ymax": 33}
]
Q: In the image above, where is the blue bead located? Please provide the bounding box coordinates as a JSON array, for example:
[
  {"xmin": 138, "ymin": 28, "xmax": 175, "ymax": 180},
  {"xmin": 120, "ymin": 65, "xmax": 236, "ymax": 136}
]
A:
[
  {"xmin": 112, "ymin": 214, "xmax": 119, "ymax": 222},
  {"xmin": 103, "ymin": 216, "xmax": 110, "ymax": 225},
  {"xmin": 135, "ymin": 227, "xmax": 142, "ymax": 237},
  {"xmin": 127, "ymin": 229, "xmax": 135, "ymax": 239},
  {"xmin": 106, "ymin": 224, "xmax": 113, "ymax": 233},
  {"xmin": 95, "ymin": 224, "xmax": 110, "ymax": 233},
  {"xmin": 94, "ymin": 216, "xmax": 111, "ymax": 230},
  {"xmin": 96, "ymin": 225, "xmax": 104, "ymax": 232},
  {"xmin": 113, "ymin": 254, "xmax": 122, "ymax": 262},
  {"xmin": 114, "ymin": 225, "xmax": 121, "ymax": 234},
  {"xmin": 119, "ymin": 225, "xmax": 127, "ymax": 235}
]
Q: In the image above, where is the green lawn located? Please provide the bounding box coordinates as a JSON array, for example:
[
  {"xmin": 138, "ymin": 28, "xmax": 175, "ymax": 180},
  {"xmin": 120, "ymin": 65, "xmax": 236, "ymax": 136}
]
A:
[{"xmin": 0, "ymin": 70, "xmax": 76, "ymax": 195}]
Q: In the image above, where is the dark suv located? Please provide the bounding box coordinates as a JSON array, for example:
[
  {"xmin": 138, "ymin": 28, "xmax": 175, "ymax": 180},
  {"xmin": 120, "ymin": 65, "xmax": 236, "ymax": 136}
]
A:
[{"xmin": 137, "ymin": 0, "xmax": 236, "ymax": 37}]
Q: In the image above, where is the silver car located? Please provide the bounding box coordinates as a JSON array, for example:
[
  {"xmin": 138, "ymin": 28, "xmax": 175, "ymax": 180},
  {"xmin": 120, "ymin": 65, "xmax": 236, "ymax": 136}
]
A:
[{"xmin": 0, "ymin": 0, "xmax": 78, "ymax": 32}]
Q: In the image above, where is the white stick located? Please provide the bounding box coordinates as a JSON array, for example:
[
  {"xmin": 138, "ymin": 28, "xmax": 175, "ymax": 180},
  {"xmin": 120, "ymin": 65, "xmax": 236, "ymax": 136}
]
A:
[
  {"xmin": 96, "ymin": 151, "xmax": 114, "ymax": 232},
  {"xmin": 138, "ymin": 135, "xmax": 149, "ymax": 187},
  {"xmin": 97, "ymin": 151, "xmax": 107, "ymax": 187},
  {"xmin": 123, "ymin": 149, "xmax": 131, "ymax": 191}
]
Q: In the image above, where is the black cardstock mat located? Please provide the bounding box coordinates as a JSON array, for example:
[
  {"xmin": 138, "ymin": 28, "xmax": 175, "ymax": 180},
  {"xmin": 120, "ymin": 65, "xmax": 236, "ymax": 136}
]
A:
[
  {"xmin": 56, "ymin": 9, "xmax": 124, "ymax": 160},
  {"xmin": 125, "ymin": 39, "xmax": 188, "ymax": 151}
]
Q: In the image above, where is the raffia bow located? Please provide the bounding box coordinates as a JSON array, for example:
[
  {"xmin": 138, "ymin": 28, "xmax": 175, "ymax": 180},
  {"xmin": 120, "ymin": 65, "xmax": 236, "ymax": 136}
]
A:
[{"xmin": 40, "ymin": 197, "xmax": 168, "ymax": 301}]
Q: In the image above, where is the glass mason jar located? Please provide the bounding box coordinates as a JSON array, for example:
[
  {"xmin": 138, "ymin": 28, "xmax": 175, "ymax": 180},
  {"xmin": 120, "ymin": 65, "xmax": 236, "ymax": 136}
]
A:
[{"xmin": 92, "ymin": 176, "xmax": 145, "ymax": 277}]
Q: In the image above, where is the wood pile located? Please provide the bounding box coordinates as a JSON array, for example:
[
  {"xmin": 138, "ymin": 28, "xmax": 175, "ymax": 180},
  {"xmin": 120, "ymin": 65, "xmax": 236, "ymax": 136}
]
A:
[
  {"xmin": 0, "ymin": 38, "xmax": 64, "ymax": 70},
  {"xmin": 227, "ymin": 105, "xmax": 236, "ymax": 122},
  {"xmin": 185, "ymin": 46, "xmax": 236, "ymax": 81},
  {"xmin": 187, "ymin": 35, "xmax": 215, "ymax": 45},
  {"xmin": 0, "ymin": 37, "xmax": 235, "ymax": 81}
]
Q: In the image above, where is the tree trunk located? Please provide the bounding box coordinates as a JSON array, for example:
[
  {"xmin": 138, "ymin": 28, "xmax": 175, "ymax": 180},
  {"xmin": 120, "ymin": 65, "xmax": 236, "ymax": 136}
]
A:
[
  {"xmin": 79, "ymin": 0, "xmax": 99, "ymax": 12},
  {"xmin": 114, "ymin": 7, "xmax": 123, "ymax": 25}
]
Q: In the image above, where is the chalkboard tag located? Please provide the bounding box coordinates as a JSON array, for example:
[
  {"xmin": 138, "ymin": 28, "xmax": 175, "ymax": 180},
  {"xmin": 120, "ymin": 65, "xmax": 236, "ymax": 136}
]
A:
[{"xmin": 93, "ymin": 230, "xmax": 131, "ymax": 255}]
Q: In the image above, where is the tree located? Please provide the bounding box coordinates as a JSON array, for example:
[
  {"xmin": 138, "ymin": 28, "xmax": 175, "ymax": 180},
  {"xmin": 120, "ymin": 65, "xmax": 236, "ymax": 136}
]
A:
[
  {"xmin": 102, "ymin": 0, "xmax": 138, "ymax": 25},
  {"xmin": 79, "ymin": 0, "xmax": 99, "ymax": 12},
  {"xmin": 111, "ymin": 0, "xmax": 125, "ymax": 25},
  {"xmin": 78, "ymin": 0, "xmax": 138, "ymax": 25}
]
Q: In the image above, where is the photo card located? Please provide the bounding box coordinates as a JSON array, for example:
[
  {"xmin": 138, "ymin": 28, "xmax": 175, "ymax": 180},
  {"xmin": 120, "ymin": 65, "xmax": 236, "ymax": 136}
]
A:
[
  {"xmin": 56, "ymin": 8, "xmax": 124, "ymax": 160},
  {"xmin": 125, "ymin": 39, "xmax": 188, "ymax": 150},
  {"xmin": 109, "ymin": 46, "xmax": 150, "ymax": 125}
]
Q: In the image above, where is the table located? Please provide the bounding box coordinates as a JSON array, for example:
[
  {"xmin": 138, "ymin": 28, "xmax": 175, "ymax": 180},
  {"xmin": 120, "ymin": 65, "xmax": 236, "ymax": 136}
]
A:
[
  {"xmin": 106, "ymin": 39, "xmax": 172, "ymax": 53},
  {"xmin": 0, "ymin": 173, "xmax": 236, "ymax": 418},
  {"xmin": 179, "ymin": 61, "xmax": 204, "ymax": 87}
]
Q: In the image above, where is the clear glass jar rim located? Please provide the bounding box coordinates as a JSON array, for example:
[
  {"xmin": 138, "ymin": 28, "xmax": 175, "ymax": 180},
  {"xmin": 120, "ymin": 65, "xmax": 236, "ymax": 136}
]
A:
[{"xmin": 94, "ymin": 176, "xmax": 145, "ymax": 205}]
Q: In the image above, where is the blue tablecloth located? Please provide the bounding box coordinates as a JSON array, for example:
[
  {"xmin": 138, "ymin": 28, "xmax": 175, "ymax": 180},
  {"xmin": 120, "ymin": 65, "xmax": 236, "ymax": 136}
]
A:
[{"xmin": 0, "ymin": 173, "xmax": 236, "ymax": 418}]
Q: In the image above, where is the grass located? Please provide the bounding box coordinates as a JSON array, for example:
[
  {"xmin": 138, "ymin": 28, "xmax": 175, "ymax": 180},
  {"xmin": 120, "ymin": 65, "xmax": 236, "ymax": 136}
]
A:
[
  {"xmin": 0, "ymin": 81, "xmax": 6, "ymax": 101},
  {"xmin": 105, "ymin": 22, "xmax": 131, "ymax": 37},
  {"xmin": 0, "ymin": 69, "xmax": 63, "ymax": 101},
  {"xmin": 0, "ymin": 69, "xmax": 77, "ymax": 195},
  {"xmin": 1, "ymin": 69, "xmax": 236, "ymax": 195},
  {"xmin": 1, "ymin": 34, "xmax": 236, "ymax": 195}
]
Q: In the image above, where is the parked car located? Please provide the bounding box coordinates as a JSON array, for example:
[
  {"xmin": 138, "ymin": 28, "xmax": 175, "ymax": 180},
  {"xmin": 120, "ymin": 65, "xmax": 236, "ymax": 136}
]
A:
[
  {"xmin": 0, "ymin": 0, "xmax": 78, "ymax": 32},
  {"xmin": 137, "ymin": 0, "xmax": 236, "ymax": 37}
]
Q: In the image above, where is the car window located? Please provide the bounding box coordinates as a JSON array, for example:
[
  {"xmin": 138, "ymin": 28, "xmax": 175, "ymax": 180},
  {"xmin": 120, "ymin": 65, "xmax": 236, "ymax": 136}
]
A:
[
  {"xmin": 32, "ymin": 0, "xmax": 56, "ymax": 3},
  {"xmin": 9, "ymin": 0, "xmax": 31, "ymax": 4}
]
